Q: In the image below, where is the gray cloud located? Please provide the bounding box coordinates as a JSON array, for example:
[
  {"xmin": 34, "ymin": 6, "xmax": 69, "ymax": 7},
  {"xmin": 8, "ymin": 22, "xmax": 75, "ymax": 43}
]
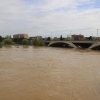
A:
[{"xmin": 0, "ymin": 0, "xmax": 100, "ymax": 37}]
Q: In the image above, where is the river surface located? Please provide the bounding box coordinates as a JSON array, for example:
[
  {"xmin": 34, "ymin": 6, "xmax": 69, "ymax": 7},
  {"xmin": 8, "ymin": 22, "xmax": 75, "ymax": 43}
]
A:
[{"xmin": 0, "ymin": 46, "xmax": 100, "ymax": 100}]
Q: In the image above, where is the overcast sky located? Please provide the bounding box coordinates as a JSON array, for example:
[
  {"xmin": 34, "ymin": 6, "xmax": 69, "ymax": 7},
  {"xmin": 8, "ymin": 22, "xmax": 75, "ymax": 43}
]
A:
[{"xmin": 0, "ymin": 0, "xmax": 100, "ymax": 37}]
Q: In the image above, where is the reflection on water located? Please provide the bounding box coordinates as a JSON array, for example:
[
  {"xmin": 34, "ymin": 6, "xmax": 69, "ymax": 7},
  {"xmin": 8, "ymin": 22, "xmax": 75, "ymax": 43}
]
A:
[{"xmin": 0, "ymin": 46, "xmax": 100, "ymax": 100}]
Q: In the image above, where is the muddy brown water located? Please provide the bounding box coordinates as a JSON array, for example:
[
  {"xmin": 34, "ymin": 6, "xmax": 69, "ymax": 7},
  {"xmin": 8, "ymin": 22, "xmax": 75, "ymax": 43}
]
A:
[{"xmin": 0, "ymin": 46, "xmax": 100, "ymax": 100}]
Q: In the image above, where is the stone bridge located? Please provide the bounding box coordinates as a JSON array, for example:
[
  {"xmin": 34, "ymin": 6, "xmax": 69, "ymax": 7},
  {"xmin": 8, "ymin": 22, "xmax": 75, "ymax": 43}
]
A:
[{"xmin": 44, "ymin": 41, "xmax": 100, "ymax": 49}]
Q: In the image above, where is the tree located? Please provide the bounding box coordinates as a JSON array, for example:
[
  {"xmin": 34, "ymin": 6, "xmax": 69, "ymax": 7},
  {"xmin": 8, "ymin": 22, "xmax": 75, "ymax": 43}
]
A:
[
  {"xmin": 60, "ymin": 35, "xmax": 63, "ymax": 40},
  {"xmin": 13, "ymin": 38, "xmax": 18, "ymax": 43},
  {"xmin": 0, "ymin": 36, "xmax": 3, "ymax": 42},
  {"xmin": 33, "ymin": 39, "xmax": 44, "ymax": 46},
  {"xmin": 22, "ymin": 39, "xmax": 29, "ymax": 45},
  {"xmin": 88, "ymin": 36, "xmax": 92, "ymax": 40},
  {"xmin": 4, "ymin": 38, "xmax": 12, "ymax": 45},
  {"xmin": 47, "ymin": 37, "xmax": 51, "ymax": 41},
  {"xmin": 13, "ymin": 37, "xmax": 24, "ymax": 44},
  {"xmin": 0, "ymin": 42, "xmax": 2, "ymax": 48},
  {"xmin": 5, "ymin": 35, "xmax": 11, "ymax": 39},
  {"xmin": 53, "ymin": 37, "xmax": 60, "ymax": 41},
  {"xmin": 85, "ymin": 36, "xmax": 93, "ymax": 40}
]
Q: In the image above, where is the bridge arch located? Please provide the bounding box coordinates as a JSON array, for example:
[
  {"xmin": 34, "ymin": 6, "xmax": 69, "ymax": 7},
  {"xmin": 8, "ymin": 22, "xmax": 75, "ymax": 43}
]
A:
[
  {"xmin": 72, "ymin": 43, "xmax": 92, "ymax": 48},
  {"xmin": 45, "ymin": 40, "xmax": 100, "ymax": 49},
  {"xmin": 48, "ymin": 41, "xmax": 77, "ymax": 48}
]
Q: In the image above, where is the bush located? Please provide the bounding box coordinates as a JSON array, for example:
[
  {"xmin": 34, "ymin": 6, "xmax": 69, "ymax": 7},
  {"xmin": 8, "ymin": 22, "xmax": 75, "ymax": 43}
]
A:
[
  {"xmin": 0, "ymin": 42, "xmax": 2, "ymax": 48},
  {"xmin": 22, "ymin": 39, "xmax": 29, "ymax": 45},
  {"xmin": 33, "ymin": 39, "xmax": 44, "ymax": 46},
  {"xmin": 4, "ymin": 39, "xmax": 12, "ymax": 45}
]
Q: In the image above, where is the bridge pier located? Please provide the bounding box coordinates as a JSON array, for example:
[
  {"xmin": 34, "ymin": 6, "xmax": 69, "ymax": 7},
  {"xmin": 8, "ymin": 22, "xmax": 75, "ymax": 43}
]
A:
[
  {"xmin": 89, "ymin": 42, "xmax": 100, "ymax": 49},
  {"xmin": 67, "ymin": 42, "xmax": 77, "ymax": 48}
]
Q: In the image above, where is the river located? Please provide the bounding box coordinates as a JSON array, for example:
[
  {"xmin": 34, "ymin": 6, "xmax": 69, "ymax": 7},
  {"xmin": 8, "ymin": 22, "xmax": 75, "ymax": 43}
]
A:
[{"xmin": 0, "ymin": 46, "xmax": 100, "ymax": 100}]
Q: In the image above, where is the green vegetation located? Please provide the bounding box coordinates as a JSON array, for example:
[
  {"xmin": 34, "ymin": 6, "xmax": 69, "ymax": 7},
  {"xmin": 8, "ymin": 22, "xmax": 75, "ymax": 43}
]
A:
[
  {"xmin": 53, "ymin": 37, "xmax": 60, "ymax": 41},
  {"xmin": 0, "ymin": 36, "xmax": 3, "ymax": 42},
  {"xmin": 13, "ymin": 37, "xmax": 24, "ymax": 44},
  {"xmin": 0, "ymin": 42, "xmax": 2, "ymax": 48},
  {"xmin": 60, "ymin": 35, "xmax": 63, "ymax": 40},
  {"xmin": 4, "ymin": 38, "xmax": 12, "ymax": 45},
  {"xmin": 33, "ymin": 39, "xmax": 44, "ymax": 46},
  {"xmin": 47, "ymin": 37, "xmax": 51, "ymax": 41},
  {"xmin": 22, "ymin": 39, "xmax": 29, "ymax": 45}
]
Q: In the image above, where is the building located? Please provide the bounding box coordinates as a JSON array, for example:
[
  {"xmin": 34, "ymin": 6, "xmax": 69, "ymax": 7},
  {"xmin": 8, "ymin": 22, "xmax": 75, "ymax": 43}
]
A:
[
  {"xmin": 13, "ymin": 34, "xmax": 28, "ymax": 39},
  {"xmin": 72, "ymin": 34, "xmax": 84, "ymax": 40},
  {"xmin": 29, "ymin": 36, "xmax": 42, "ymax": 40}
]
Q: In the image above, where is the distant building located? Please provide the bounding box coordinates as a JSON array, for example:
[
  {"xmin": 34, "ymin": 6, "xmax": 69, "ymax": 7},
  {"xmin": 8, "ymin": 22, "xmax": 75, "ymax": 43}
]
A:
[
  {"xmin": 29, "ymin": 36, "xmax": 42, "ymax": 45},
  {"xmin": 29, "ymin": 36, "xmax": 42, "ymax": 40},
  {"xmin": 72, "ymin": 34, "xmax": 84, "ymax": 40},
  {"xmin": 13, "ymin": 34, "xmax": 28, "ymax": 39}
]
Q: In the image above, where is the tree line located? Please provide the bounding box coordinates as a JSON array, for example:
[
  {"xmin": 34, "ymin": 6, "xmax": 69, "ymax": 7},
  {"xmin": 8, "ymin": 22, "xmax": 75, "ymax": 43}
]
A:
[{"xmin": 0, "ymin": 35, "xmax": 44, "ymax": 48}]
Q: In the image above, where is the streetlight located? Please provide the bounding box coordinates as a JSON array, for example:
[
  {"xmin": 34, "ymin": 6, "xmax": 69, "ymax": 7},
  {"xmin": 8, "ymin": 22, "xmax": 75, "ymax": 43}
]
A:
[
  {"xmin": 97, "ymin": 29, "xmax": 100, "ymax": 37},
  {"xmin": 50, "ymin": 33, "xmax": 53, "ymax": 40},
  {"xmin": 91, "ymin": 33, "xmax": 93, "ymax": 37},
  {"xmin": 51, "ymin": 33, "xmax": 53, "ymax": 38},
  {"xmin": 70, "ymin": 31, "xmax": 72, "ymax": 41},
  {"xmin": 97, "ymin": 29, "xmax": 98, "ymax": 37},
  {"xmin": 97, "ymin": 29, "xmax": 100, "ymax": 40}
]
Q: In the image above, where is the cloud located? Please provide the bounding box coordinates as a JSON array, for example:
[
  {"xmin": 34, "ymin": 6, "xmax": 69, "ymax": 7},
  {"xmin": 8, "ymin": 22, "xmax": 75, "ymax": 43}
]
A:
[{"xmin": 0, "ymin": 0, "xmax": 100, "ymax": 37}]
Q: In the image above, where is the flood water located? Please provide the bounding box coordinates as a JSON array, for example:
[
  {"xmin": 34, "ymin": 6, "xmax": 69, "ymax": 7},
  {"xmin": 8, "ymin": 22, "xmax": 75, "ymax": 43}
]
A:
[{"xmin": 0, "ymin": 46, "xmax": 100, "ymax": 100}]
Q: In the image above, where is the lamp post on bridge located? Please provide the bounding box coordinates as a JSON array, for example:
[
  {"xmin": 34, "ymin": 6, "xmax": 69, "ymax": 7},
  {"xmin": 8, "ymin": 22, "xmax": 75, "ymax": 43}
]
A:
[
  {"xmin": 97, "ymin": 29, "xmax": 100, "ymax": 40},
  {"xmin": 70, "ymin": 31, "xmax": 72, "ymax": 41},
  {"xmin": 92, "ymin": 33, "xmax": 93, "ymax": 37},
  {"xmin": 51, "ymin": 33, "xmax": 53, "ymax": 40}
]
